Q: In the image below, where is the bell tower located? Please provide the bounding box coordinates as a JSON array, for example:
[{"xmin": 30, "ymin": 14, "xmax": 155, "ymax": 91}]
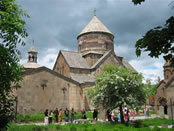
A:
[
  {"xmin": 24, "ymin": 41, "xmax": 40, "ymax": 69},
  {"xmin": 28, "ymin": 43, "xmax": 38, "ymax": 63}
]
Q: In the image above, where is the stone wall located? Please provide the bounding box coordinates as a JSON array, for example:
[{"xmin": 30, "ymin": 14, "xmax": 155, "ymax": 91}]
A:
[
  {"xmin": 166, "ymin": 83, "xmax": 174, "ymax": 118},
  {"xmin": 83, "ymin": 53, "xmax": 103, "ymax": 67},
  {"xmin": 78, "ymin": 32, "xmax": 114, "ymax": 55},
  {"xmin": 155, "ymin": 82, "xmax": 166, "ymax": 115},
  {"xmin": 53, "ymin": 53, "xmax": 70, "ymax": 77},
  {"xmin": 164, "ymin": 68, "xmax": 173, "ymax": 80},
  {"xmin": 91, "ymin": 53, "xmax": 122, "ymax": 78},
  {"xmin": 70, "ymin": 68, "xmax": 90, "ymax": 75},
  {"xmin": 15, "ymin": 69, "xmax": 83, "ymax": 114}
]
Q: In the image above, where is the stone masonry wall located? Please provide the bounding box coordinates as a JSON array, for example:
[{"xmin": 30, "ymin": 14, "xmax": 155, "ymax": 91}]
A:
[
  {"xmin": 83, "ymin": 53, "xmax": 103, "ymax": 67},
  {"xmin": 16, "ymin": 70, "xmax": 83, "ymax": 114},
  {"xmin": 91, "ymin": 53, "xmax": 122, "ymax": 78},
  {"xmin": 54, "ymin": 53, "xmax": 70, "ymax": 77},
  {"xmin": 78, "ymin": 32, "xmax": 114, "ymax": 55}
]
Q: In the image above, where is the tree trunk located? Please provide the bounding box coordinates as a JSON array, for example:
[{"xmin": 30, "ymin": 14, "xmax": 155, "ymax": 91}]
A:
[{"xmin": 120, "ymin": 104, "xmax": 124, "ymax": 123}]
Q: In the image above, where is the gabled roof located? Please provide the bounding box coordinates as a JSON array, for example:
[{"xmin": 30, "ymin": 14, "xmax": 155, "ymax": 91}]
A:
[
  {"xmin": 60, "ymin": 50, "xmax": 90, "ymax": 69},
  {"xmin": 22, "ymin": 66, "xmax": 80, "ymax": 85},
  {"xmin": 70, "ymin": 73, "xmax": 94, "ymax": 84},
  {"xmin": 157, "ymin": 80, "xmax": 167, "ymax": 88},
  {"xmin": 122, "ymin": 58, "xmax": 137, "ymax": 73},
  {"xmin": 78, "ymin": 16, "xmax": 114, "ymax": 37},
  {"xmin": 165, "ymin": 75, "xmax": 174, "ymax": 88},
  {"xmin": 91, "ymin": 50, "xmax": 112, "ymax": 69},
  {"xmin": 90, "ymin": 50, "xmax": 136, "ymax": 72}
]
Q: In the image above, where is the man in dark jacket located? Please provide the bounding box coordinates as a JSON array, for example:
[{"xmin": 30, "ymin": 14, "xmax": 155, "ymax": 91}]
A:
[{"xmin": 54, "ymin": 108, "xmax": 59, "ymax": 123}]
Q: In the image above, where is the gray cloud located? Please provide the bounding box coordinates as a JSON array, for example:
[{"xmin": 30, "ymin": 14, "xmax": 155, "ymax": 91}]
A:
[{"xmin": 18, "ymin": 0, "xmax": 173, "ymax": 81}]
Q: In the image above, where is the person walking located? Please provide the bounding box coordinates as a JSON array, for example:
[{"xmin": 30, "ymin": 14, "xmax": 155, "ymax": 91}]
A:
[
  {"xmin": 48, "ymin": 110, "xmax": 53, "ymax": 124},
  {"xmin": 44, "ymin": 109, "xmax": 49, "ymax": 125},
  {"xmin": 82, "ymin": 109, "xmax": 87, "ymax": 119},
  {"xmin": 124, "ymin": 109, "xmax": 127, "ymax": 121},
  {"xmin": 64, "ymin": 108, "xmax": 69, "ymax": 122},
  {"xmin": 127, "ymin": 109, "xmax": 130, "ymax": 122},
  {"xmin": 132, "ymin": 110, "xmax": 135, "ymax": 120},
  {"xmin": 54, "ymin": 108, "xmax": 59, "ymax": 123},
  {"xmin": 108, "ymin": 109, "xmax": 112, "ymax": 121},
  {"xmin": 106, "ymin": 109, "xmax": 109, "ymax": 121},
  {"xmin": 93, "ymin": 109, "xmax": 98, "ymax": 121},
  {"xmin": 111, "ymin": 111, "xmax": 115, "ymax": 121},
  {"xmin": 70, "ymin": 108, "xmax": 75, "ymax": 123},
  {"xmin": 59, "ymin": 109, "xmax": 62, "ymax": 123},
  {"xmin": 118, "ymin": 111, "xmax": 121, "ymax": 122}
]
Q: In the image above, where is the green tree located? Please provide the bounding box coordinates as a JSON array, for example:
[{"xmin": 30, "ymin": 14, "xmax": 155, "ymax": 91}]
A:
[
  {"xmin": 143, "ymin": 77, "xmax": 160, "ymax": 98},
  {"xmin": 87, "ymin": 65, "xmax": 146, "ymax": 123},
  {"xmin": 132, "ymin": 0, "xmax": 174, "ymax": 65},
  {"xmin": 0, "ymin": 0, "xmax": 28, "ymax": 129}
]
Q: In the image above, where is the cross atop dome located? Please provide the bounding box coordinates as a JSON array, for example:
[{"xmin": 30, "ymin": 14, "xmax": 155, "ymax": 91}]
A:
[
  {"xmin": 94, "ymin": 8, "xmax": 96, "ymax": 16},
  {"xmin": 28, "ymin": 40, "xmax": 37, "ymax": 53}
]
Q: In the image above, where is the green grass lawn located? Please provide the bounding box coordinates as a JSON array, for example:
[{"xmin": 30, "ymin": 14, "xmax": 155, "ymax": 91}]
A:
[
  {"xmin": 16, "ymin": 112, "xmax": 93, "ymax": 123},
  {"xmin": 8, "ymin": 118, "xmax": 173, "ymax": 131}
]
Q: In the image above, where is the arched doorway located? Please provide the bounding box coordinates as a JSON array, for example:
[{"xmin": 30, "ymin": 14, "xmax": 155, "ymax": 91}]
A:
[{"xmin": 159, "ymin": 97, "xmax": 168, "ymax": 115}]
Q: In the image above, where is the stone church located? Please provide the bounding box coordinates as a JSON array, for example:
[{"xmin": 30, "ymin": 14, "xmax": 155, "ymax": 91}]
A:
[
  {"xmin": 15, "ymin": 15, "xmax": 136, "ymax": 114},
  {"xmin": 155, "ymin": 60, "xmax": 174, "ymax": 118}
]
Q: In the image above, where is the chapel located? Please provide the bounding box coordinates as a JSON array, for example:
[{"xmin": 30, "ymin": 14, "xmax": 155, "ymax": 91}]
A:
[
  {"xmin": 15, "ymin": 14, "xmax": 136, "ymax": 114},
  {"xmin": 155, "ymin": 60, "xmax": 174, "ymax": 118}
]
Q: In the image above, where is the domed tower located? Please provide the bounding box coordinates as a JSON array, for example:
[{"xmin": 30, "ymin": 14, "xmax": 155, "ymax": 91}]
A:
[
  {"xmin": 24, "ymin": 42, "xmax": 40, "ymax": 69},
  {"xmin": 163, "ymin": 60, "xmax": 174, "ymax": 80},
  {"xmin": 77, "ymin": 12, "xmax": 115, "ymax": 66}
]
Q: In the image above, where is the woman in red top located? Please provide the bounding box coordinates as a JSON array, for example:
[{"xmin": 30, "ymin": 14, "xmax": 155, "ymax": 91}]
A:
[{"xmin": 59, "ymin": 109, "xmax": 62, "ymax": 123}]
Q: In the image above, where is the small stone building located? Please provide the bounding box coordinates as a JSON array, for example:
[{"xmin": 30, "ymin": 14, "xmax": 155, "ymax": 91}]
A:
[
  {"xmin": 155, "ymin": 60, "xmax": 174, "ymax": 118},
  {"xmin": 15, "ymin": 15, "xmax": 136, "ymax": 114}
]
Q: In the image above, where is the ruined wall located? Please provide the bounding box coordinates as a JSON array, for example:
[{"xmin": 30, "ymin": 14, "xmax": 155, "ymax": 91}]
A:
[
  {"xmin": 53, "ymin": 53, "xmax": 70, "ymax": 77},
  {"xmin": 15, "ymin": 69, "xmax": 83, "ymax": 114}
]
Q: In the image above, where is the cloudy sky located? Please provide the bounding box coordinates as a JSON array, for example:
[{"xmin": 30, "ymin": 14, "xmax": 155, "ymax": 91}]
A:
[{"xmin": 18, "ymin": 0, "xmax": 174, "ymax": 83}]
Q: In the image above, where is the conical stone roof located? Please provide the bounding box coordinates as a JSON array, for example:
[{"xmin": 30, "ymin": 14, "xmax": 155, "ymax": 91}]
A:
[{"xmin": 78, "ymin": 16, "xmax": 114, "ymax": 37}]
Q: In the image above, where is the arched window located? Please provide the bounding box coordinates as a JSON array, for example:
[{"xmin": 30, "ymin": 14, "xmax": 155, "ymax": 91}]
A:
[
  {"xmin": 32, "ymin": 56, "xmax": 34, "ymax": 62},
  {"xmin": 29, "ymin": 56, "xmax": 31, "ymax": 62},
  {"xmin": 35, "ymin": 57, "xmax": 37, "ymax": 62},
  {"xmin": 62, "ymin": 64, "xmax": 64, "ymax": 75}
]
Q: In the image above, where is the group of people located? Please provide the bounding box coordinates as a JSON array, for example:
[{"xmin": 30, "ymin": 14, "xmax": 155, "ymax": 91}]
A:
[
  {"xmin": 106, "ymin": 109, "xmax": 117, "ymax": 122},
  {"xmin": 44, "ymin": 108, "xmax": 98, "ymax": 125},
  {"xmin": 44, "ymin": 106, "xmax": 149, "ymax": 125},
  {"xmin": 106, "ymin": 106, "xmax": 149, "ymax": 122},
  {"xmin": 106, "ymin": 107, "xmax": 137, "ymax": 122},
  {"xmin": 44, "ymin": 108, "xmax": 75, "ymax": 125}
]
